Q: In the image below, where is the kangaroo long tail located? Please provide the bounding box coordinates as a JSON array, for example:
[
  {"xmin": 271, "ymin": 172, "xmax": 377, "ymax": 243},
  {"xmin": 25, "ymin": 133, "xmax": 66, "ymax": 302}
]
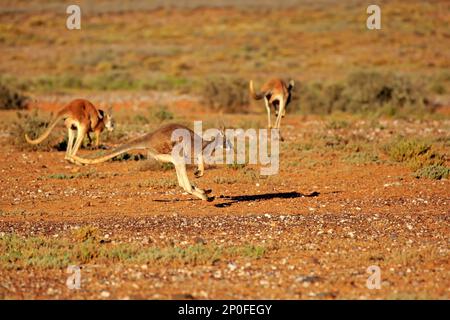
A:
[
  {"xmin": 249, "ymin": 80, "xmax": 266, "ymax": 100},
  {"xmin": 70, "ymin": 139, "xmax": 151, "ymax": 164},
  {"xmin": 25, "ymin": 114, "xmax": 66, "ymax": 145}
]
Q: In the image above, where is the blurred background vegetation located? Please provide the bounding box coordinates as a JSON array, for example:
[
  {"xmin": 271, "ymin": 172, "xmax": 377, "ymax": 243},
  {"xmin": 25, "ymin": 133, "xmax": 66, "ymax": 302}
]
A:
[{"xmin": 0, "ymin": 0, "xmax": 449, "ymax": 116}]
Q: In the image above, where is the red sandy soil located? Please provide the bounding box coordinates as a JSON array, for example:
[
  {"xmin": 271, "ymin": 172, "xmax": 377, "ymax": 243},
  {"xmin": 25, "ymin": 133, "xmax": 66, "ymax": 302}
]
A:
[{"xmin": 0, "ymin": 99, "xmax": 449, "ymax": 299}]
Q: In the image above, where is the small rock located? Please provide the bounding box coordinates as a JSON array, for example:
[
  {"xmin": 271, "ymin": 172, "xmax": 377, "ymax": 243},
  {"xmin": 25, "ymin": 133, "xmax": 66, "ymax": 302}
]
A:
[
  {"xmin": 227, "ymin": 262, "xmax": 237, "ymax": 271},
  {"xmin": 46, "ymin": 288, "xmax": 56, "ymax": 295}
]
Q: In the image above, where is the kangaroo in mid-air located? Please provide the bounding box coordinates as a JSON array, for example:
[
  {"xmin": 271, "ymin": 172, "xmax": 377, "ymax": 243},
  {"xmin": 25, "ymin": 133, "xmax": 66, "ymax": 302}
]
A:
[
  {"xmin": 69, "ymin": 123, "xmax": 232, "ymax": 201},
  {"xmin": 25, "ymin": 99, "xmax": 114, "ymax": 161},
  {"xmin": 249, "ymin": 78, "xmax": 295, "ymax": 140}
]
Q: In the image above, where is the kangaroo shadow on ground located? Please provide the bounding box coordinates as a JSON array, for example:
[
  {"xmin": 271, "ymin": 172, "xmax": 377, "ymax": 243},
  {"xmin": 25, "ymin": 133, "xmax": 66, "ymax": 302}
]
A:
[{"xmin": 214, "ymin": 191, "xmax": 320, "ymax": 208}]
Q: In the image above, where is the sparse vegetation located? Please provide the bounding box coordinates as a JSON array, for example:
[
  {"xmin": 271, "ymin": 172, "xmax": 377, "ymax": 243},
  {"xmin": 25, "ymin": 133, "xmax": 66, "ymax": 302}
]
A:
[
  {"xmin": 44, "ymin": 170, "xmax": 112, "ymax": 180},
  {"xmin": 322, "ymin": 134, "xmax": 348, "ymax": 150},
  {"xmin": 294, "ymin": 71, "xmax": 432, "ymax": 116},
  {"xmin": 0, "ymin": 233, "xmax": 266, "ymax": 269},
  {"xmin": 384, "ymin": 138, "xmax": 445, "ymax": 170},
  {"xmin": 326, "ymin": 119, "xmax": 350, "ymax": 130},
  {"xmin": 152, "ymin": 105, "xmax": 174, "ymax": 122},
  {"xmin": 9, "ymin": 73, "xmax": 191, "ymax": 93},
  {"xmin": 138, "ymin": 159, "xmax": 174, "ymax": 172},
  {"xmin": 342, "ymin": 152, "xmax": 380, "ymax": 165},
  {"xmin": 0, "ymin": 0, "xmax": 449, "ymax": 300},
  {"xmin": 213, "ymin": 176, "xmax": 238, "ymax": 184},
  {"xmin": 9, "ymin": 110, "xmax": 61, "ymax": 151},
  {"xmin": 138, "ymin": 177, "xmax": 178, "ymax": 189},
  {"xmin": 202, "ymin": 77, "xmax": 249, "ymax": 113},
  {"xmin": 413, "ymin": 165, "xmax": 450, "ymax": 180},
  {"xmin": 72, "ymin": 226, "xmax": 101, "ymax": 243},
  {"xmin": 227, "ymin": 161, "xmax": 247, "ymax": 170},
  {"xmin": 0, "ymin": 82, "xmax": 28, "ymax": 110}
]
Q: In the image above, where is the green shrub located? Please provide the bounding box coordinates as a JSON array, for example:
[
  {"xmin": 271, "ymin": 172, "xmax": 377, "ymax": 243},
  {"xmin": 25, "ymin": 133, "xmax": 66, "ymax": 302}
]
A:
[
  {"xmin": 430, "ymin": 82, "xmax": 446, "ymax": 95},
  {"xmin": 342, "ymin": 152, "xmax": 379, "ymax": 164},
  {"xmin": 384, "ymin": 138, "xmax": 445, "ymax": 170},
  {"xmin": 0, "ymin": 82, "xmax": 28, "ymax": 109},
  {"xmin": 292, "ymin": 82, "xmax": 325, "ymax": 114},
  {"xmin": 152, "ymin": 105, "xmax": 174, "ymax": 122},
  {"xmin": 9, "ymin": 110, "xmax": 62, "ymax": 151},
  {"xmin": 134, "ymin": 114, "xmax": 149, "ymax": 124},
  {"xmin": 202, "ymin": 77, "xmax": 249, "ymax": 113},
  {"xmin": 292, "ymin": 71, "xmax": 430, "ymax": 116},
  {"xmin": 213, "ymin": 176, "xmax": 237, "ymax": 184},
  {"xmin": 413, "ymin": 165, "xmax": 450, "ymax": 180},
  {"xmin": 344, "ymin": 71, "xmax": 426, "ymax": 113},
  {"xmin": 385, "ymin": 139, "xmax": 431, "ymax": 163}
]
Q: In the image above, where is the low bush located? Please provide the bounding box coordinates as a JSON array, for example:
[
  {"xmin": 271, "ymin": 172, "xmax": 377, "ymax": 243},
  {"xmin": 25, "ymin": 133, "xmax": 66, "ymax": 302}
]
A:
[
  {"xmin": 384, "ymin": 137, "xmax": 448, "ymax": 178},
  {"xmin": 384, "ymin": 138, "xmax": 445, "ymax": 170},
  {"xmin": 9, "ymin": 110, "xmax": 62, "ymax": 151},
  {"xmin": 413, "ymin": 165, "xmax": 449, "ymax": 180},
  {"xmin": 202, "ymin": 77, "xmax": 249, "ymax": 113},
  {"xmin": 152, "ymin": 105, "xmax": 174, "ymax": 122},
  {"xmin": 0, "ymin": 82, "xmax": 29, "ymax": 109},
  {"xmin": 292, "ymin": 71, "xmax": 432, "ymax": 116}
]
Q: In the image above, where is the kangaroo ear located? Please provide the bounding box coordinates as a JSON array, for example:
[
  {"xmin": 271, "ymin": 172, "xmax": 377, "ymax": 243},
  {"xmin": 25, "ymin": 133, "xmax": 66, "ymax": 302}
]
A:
[
  {"xmin": 219, "ymin": 120, "xmax": 226, "ymax": 134},
  {"xmin": 288, "ymin": 80, "xmax": 295, "ymax": 91}
]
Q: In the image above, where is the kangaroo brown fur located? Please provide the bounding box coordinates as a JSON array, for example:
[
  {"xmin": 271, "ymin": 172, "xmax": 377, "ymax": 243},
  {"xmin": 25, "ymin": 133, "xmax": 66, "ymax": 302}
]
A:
[
  {"xmin": 69, "ymin": 123, "xmax": 230, "ymax": 201},
  {"xmin": 25, "ymin": 99, "xmax": 114, "ymax": 162},
  {"xmin": 249, "ymin": 78, "xmax": 295, "ymax": 140}
]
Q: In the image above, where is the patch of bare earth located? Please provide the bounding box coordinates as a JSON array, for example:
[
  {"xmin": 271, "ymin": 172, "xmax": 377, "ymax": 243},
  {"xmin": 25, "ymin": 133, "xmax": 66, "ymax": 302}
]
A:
[{"xmin": 0, "ymin": 110, "xmax": 448, "ymax": 299}]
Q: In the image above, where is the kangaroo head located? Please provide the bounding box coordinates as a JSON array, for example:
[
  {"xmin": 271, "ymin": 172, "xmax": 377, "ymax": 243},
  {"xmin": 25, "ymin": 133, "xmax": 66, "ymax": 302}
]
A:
[
  {"xmin": 99, "ymin": 109, "xmax": 115, "ymax": 132},
  {"xmin": 219, "ymin": 128, "xmax": 233, "ymax": 152},
  {"xmin": 205, "ymin": 127, "xmax": 233, "ymax": 154}
]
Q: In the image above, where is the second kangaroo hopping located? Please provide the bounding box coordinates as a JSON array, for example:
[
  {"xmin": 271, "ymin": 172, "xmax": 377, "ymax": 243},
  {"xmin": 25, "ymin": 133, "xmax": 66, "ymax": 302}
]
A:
[
  {"xmin": 249, "ymin": 78, "xmax": 295, "ymax": 141},
  {"xmin": 69, "ymin": 123, "xmax": 231, "ymax": 201}
]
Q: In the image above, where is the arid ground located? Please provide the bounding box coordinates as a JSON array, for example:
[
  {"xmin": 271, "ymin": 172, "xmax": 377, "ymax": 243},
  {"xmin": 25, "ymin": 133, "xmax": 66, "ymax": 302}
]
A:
[{"xmin": 0, "ymin": 0, "xmax": 449, "ymax": 299}]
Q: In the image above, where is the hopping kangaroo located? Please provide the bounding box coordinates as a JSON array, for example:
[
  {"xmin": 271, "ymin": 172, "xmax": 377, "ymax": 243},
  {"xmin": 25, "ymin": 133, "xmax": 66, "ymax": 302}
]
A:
[
  {"xmin": 69, "ymin": 123, "xmax": 231, "ymax": 201},
  {"xmin": 25, "ymin": 99, "xmax": 114, "ymax": 161},
  {"xmin": 249, "ymin": 78, "xmax": 294, "ymax": 139}
]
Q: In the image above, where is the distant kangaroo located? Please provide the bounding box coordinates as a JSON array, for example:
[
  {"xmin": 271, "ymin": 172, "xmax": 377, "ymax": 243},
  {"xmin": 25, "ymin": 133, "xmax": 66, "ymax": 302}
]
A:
[
  {"xmin": 25, "ymin": 99, "xmax": 114, "ymax": 162},
  {"xmin": 69, "ymin": 123, "xmax": 231, "ymax": 201},
  {"xmin": 249, "ymin": 78, "xmax": 295, "ymax": 140}
]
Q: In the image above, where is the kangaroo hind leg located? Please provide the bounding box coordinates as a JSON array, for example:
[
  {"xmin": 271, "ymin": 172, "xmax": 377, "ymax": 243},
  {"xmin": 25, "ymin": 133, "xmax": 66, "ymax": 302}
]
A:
[
  {"xmin": 68, "ymin": 125, "xmax": 87, "ymax": 165},
  {"xmin": 194, "ymin": 153, "xmax": 205, "ymax": 178},
  {"xmin": 174, "ymin": 162, "xmax": 208, "ymax": 201},
  {"xmin": 65, "ymin": 128, "xmax": 76, "ymax": 161},
  {"xmin": 264, "ymin": 97, "xmax": 272, "ymax": 129}
]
